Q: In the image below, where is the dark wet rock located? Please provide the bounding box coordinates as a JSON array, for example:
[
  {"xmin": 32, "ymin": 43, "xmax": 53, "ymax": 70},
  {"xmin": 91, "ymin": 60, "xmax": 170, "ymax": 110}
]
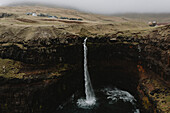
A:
[{"xmin": 150, "ymin": 89, "xmax": 161, "ymax": 95}]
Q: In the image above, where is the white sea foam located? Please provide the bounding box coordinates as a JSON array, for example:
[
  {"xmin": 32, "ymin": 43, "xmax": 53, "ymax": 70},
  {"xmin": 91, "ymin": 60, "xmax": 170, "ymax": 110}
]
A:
[
  {"xmin": 77, "ymin": 98, "xmax": 96, "ymax": 109},
  {"xmin": 134, "ymin": 109, "xmax": 140, "ymax": 113},
  {"xmin": 102, "ymin": 87, "xmax": 140, "ymax": 113},
  {"xmin": 102, "ymin": 87, "xmax": 136, "ymax": 104}
]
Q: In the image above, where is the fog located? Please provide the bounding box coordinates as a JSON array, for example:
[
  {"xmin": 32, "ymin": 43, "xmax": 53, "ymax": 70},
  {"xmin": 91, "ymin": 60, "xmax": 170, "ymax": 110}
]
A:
[{"xmin": 0, "ymin": 0, "xmax": 170, "ymax": 14}]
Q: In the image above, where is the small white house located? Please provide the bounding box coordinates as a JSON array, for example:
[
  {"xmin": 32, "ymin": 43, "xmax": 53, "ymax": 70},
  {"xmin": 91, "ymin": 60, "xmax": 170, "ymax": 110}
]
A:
[{"xmin": 32, "ymin": 13, "xmax": 37, "ymax": 16}]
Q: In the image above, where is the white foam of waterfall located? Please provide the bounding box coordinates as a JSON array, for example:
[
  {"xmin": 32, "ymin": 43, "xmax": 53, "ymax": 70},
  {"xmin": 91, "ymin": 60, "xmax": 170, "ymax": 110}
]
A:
[
  {"xmin": 77, "ymin": 38, "xmax": 96, "ymax": 109},
  {"xmin": 101, "ymin": 87, "xmax": 140, "ymax": 113}
]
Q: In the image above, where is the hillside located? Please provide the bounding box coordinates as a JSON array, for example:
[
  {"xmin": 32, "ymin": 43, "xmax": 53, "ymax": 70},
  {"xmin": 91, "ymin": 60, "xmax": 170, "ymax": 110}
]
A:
[
  {"xmin": 114, "ymin": 13, "xmax": 170, "ymax": 23},
  {"xmin": 0, "ymin": 6, "xmax": 152, "ymax": 37}
]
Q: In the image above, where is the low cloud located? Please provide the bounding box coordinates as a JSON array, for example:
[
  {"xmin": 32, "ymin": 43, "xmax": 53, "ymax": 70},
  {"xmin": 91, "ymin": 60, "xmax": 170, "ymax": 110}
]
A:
[{"xmin": 1, "ymin": 0, "xmax": 170, "ymax": 14}]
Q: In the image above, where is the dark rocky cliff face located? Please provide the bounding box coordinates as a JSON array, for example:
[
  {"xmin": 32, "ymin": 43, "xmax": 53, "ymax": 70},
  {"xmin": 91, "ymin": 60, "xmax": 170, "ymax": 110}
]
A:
[{"xmin": 0, "ymin": 25, "xmax": 169, "ymax": 113}]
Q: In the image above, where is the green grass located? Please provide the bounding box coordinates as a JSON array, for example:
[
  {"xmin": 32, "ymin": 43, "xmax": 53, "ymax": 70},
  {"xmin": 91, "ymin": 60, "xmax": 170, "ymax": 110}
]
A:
[{"xmin": 0, "ymin": 58, "xmax": 25, "ymax": 79}]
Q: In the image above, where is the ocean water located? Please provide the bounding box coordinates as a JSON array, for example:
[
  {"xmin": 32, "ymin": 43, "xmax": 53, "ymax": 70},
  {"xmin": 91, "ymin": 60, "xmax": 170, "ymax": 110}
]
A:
[{"xmin": 55, "ymin": 87, "xmax": 140, "ymax": 113}]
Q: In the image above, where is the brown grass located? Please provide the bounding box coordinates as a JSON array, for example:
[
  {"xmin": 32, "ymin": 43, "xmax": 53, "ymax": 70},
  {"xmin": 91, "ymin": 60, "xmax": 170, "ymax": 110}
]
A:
[
  {"xmin": 57, "ymin": 20, "xmax": 86, "ymax": 24},
  {"xmin": 16, "ymin": 18, "xmax": 37, "ymax": 23},
  {"xmin": 157, "ymin": 23, "xmax": 170, "ymax": 26}
]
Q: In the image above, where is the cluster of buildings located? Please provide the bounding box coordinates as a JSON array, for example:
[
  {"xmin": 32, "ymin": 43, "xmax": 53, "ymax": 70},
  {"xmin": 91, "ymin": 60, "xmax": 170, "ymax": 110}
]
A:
[
  {"xmin": 0, "ymin": 13, "xmax": 12, "ymax": 18},
  {"xmin": 148, "ymin": 21, "xmax": 157, "ymax": 27},
  {"xmin": 26, "ymin": 12, "xmax": 57, "ymax": 18},
  {"xmin": 59, "ymin": 17, "xmax": 83, "ymax": 21},
  {"xmin": 148, "ymin": 21, "xmax": 170, "ymax": 27},
  {"xmin": 26, "ymin": 12, "xmax": 83, "ymax": 21}
]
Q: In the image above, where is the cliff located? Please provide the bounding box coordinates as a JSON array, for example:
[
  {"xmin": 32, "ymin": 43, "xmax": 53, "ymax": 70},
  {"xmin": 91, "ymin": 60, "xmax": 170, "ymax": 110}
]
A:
[{"xmin": 0, "ymin": 6, "xmax": 169, "ymax": 113}]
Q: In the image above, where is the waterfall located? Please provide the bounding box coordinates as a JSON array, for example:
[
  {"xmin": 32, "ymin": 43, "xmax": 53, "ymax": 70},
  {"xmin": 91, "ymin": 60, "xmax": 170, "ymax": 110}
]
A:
[
  {"xmin": 77, "ymin": 38, "xmax": 96, "ymax": 109},
  {"xmin": 83, "ymin": 38, "xmax": 95, "ymax": 102}
]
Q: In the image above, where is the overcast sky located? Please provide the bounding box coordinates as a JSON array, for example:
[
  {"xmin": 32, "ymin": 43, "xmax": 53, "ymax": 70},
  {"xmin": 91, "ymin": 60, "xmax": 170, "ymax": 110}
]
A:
[{"xmin": 0, "ymin": 0, "xmax": 170, "ymax": 14}]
